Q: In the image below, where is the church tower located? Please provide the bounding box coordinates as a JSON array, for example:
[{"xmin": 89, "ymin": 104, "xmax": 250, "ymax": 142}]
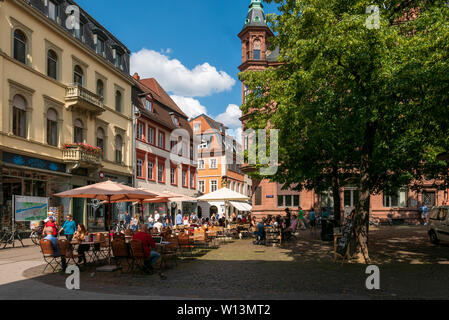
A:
[{"xmin": 238, "ymin": 0, "xmax": 279, "ymax": 104}]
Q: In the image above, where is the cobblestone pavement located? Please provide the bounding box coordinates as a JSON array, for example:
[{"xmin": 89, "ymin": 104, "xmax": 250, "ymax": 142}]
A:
[{"xmin": 1, "ymin": 226, "xmax": 449, "ymax": 299}]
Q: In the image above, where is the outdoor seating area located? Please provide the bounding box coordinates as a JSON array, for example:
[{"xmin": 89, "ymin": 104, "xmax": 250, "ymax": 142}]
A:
[{"xmin": 38, "ymin": 225, "xmax": 236, "ymax": 275}]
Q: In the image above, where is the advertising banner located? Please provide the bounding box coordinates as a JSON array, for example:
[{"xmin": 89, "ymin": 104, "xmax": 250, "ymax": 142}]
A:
[{"xmin": 14, "ymin": 196, "xmax": 49, "ymax": 222}]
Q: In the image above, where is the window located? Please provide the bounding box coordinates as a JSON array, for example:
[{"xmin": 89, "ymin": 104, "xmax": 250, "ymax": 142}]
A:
[
  {"xmin": 210, "ymin": 180, "xmax": 218, "ymax": 193},
  {"xmin": 182, "ymin": 169, "xmax": 188, "ymax": 187},
  {"xmin": 96, "ymin": 79, "xmax": 104, "ymax": 97},
  {"xmin": 170, "ymin": 140, "xmax": 177, "ymax": 153},
  {"xmin": 115, "ymin": 135, "xmax": 123, "ymax": 164},
  {"xmin": 137, "ymin": 122, "xmax": 145, "ymax": 140},
  {"xmin": 96, "ymin": 127, "xmax": 105, "ymax": 155},
  {"xmin": 115, "ymin": 91, "xmax": 122, "ymax": 112},
  {"xmin": 47, "ymin": 50, "xmax": 58, "ymax": 80},
  {"xmin": 253, "ymin": 40, "xmax": 261, "ymax": 60},
  {"xmin": 383, "ymin": 189, "xmax": 408, "ymax": 207},
  {"xmin": 190, "ymin": 170, "xmax": 195, "ymax": 189},
  {"xmin": 13, "ymin": 30, "xmax": 27, "ymax": 64},
  {"xmin": 115, "ymin": 52, "xmax": 123, "ymax": 69},
  {"xmin": 96, "ymin": 38, "xmax": 105, "ymax": 56},
  {"xmin": 190, "ymin": 144, "xmax": 194, "ymax": 160},
  {"xmin": 344, "ymin": 189, "xmax": 359, "ymax": 208},
  {"xmin": 255, "ymin": 187, "xmax": 262, "ymax": 205},
  {"xmin": 277, "ymin": 196, "xmax": 284, "ymax": 207},
  {"xmin": 422, "ymin": 191, "xmax": 436, "ymax": 207},
  {"xmin": 321, "ymin": 191, "xmax": 334, "ymax": 209},
  {"xmin": 47, "ymin": 108, "xmax": 58, "ymax": 146},
  {"xmin": 293, "ymin": 195, "xmax": 300, "ymax": 207},
  {"xmin": 194, "ymin": 123, "xmax": 201, "ymax": 132},
  {"xmin": 145, "ymin": 99, "xmax": 152, "ymax": 112},
  {"xmin": 74, "ymin": 119, "xmax": 83, "ymax": 143},
  {"xmin": 136, "ymin": 158, "xmax": 144, "ymax": 179},
  {"xmin": 74, "ymin": 21, "xmax": 84, "ymax": 40},
  {"xmin": 12, "ymin": 95, "xmax": 26, "ymax": 138},
  {"xmin": 170, "ymin": 166, "xmax": 177, "ymax": 185},
  {"xmin": 48, "ymin": 0, "xmax": 59, "ymax": 21},
  {"xmin": 148, "ymin": 127, "xmax": 155, "ymax": 145},
  {"xmin": 429, "ymin": 208, "xmax": 448, "ymax": 221},
  {"xmin": 198, "ymin": 181, "xmax": 205, "ymax": 193},
  {"xmin": 74, "ymin": 65, "xmax": 84, "ymax": 86},
  {"xmin": 210, "ymin": 158, "xmax": 217, "ymax": 169},
  {"xmin": 158, "ymin": 160, "xmax": 165, "ymax": 183},
  {"xmin": 158, "ymin": 131, "xmax": 165, "ymax": 149},
  {"xmin": 148, "ymin": 157, "xmax": 155, "ymax": 181},
  {"xmin": 173, "ymin": 117, "xmax": 179, "ymax": 126},
  {"xmin": 198, "ymin": 160, "xmax": 205, "ymax": 169}
]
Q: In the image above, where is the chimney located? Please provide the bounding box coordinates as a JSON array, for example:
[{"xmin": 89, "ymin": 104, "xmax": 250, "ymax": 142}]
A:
[{"xmin": 133, "ymin": 73, "xmax": 140, "ymax": 81}]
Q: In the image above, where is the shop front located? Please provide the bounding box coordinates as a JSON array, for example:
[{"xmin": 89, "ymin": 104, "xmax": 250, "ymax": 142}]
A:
[{"xmin": 0, "ymin": 151, "xmax": 71, "ymax": 229}]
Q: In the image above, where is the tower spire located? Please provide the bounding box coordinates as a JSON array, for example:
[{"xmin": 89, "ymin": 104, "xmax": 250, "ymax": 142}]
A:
[{"xmin": 243, "ymin": 0, "xmax": 267, "ymax": 29}]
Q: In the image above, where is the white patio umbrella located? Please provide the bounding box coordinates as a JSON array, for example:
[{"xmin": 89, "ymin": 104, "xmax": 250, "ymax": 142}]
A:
[{"xmin": 196, "ymin": 188, "xmax": 249, "ymax": 224}]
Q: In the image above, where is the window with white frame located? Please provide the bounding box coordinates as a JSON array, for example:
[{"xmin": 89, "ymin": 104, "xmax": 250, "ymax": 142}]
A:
[
  {"xmin": 383, "ymin": 188, "xmax": 408, "ymax": 207},
  {"xmin": 210, "ymin": 180, "xmax": 218, "ymax": 193},
  {"xmin": 210, "ymin": 158, "xmax": 217, "ymax": 169},
  {"xmin": 198, "ymin": 159, "xmax": 205, "ymax": 169},
  {"xmin": 198, "ymin": 181, "xmax": 205, "ymax": 193},
  {"xmin": 137, "ymin": 122, "xmax": 144, "ymax": 140}
]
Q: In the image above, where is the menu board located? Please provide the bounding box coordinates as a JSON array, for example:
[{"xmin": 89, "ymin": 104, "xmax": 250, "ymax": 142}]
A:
[{"xmin": 336, "ymin": 219, "xmax": 355, "ymax": 256}]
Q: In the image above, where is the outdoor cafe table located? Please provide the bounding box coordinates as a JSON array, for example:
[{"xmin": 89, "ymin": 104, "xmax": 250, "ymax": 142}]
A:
[
  {"xmin": 122, "ymin": 238, "xmax": 171, "ymax": 271},
  {"xmin": 70, "ymin": 240, "xmax": 102, "ymax": 264}
]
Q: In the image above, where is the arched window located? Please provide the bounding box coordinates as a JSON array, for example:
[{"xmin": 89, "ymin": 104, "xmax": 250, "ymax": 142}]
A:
[
  {"xmin": 73, "ymin": 65, "xmax": 84, "ymax": 86},
  {"xmin": 96, "ymin": 127, "xmax": 105, "ymax": 155},
  {"xmin": 74, "ymin": 119, "xmax": 84, "ymax": 143},
  {"xmin": 115, "ymin": 90, "xmax": 122, "ymax": 112},
  {"xmin": 115, "ymin": 135, "xmax": 123, "ymax": 164},
  {"xmin": 96, "ymin": 79, "xmax": 104, "ymax": 97},
  {"xmin": 253, "ymin": 39, "xmax": 261, "ymax": 60},
  {"xmin": 47, "ymin": 108, "xmax": 58, "ymax": 146},
  {"xmin": 12, "ymin": 95, "xmax": 26, "ymax": 138},
  {"xmin": 13, "ymin": 30, "xmax": 27, "ymax": 64},
  {"xmin": 47, "ymin": 50, "xmax": 58, "ymax": 80}
]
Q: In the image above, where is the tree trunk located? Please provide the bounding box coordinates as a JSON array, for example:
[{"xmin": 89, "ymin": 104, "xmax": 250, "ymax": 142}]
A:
[
  {"xmin": 332, "ymin": 165, "xmax": 342, "ymax": 227},
  {"xmin": 354, "ymin": 121, "xmax": 377, "ymax": 264}
]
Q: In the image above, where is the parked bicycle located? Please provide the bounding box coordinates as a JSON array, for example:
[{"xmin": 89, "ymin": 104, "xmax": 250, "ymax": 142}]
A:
[{"xmin": 30, "ymin": 225, "xmax": 44, "ymax": 245}]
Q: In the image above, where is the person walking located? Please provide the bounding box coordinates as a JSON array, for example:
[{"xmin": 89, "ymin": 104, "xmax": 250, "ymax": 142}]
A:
[
  {"xmin": 44, "ymin": 216, "xmax": 58, "ymax": 237},
  {"xmin": 298, "ymin": 207, "xmax": 306, "ymax": 230},
  {"xmin": 176, "ymin": 210, "xmax": 183, "ymax": 225},
  {"xmin": 124, "ymin": 211, "xmax": 131, "ymax": 229},
  {"xmin": 59, "ymin": 214, "xmax": 76, "ymax": 241},
  {"xmin": 284, "ymin": 208, "xmax": 291, "ymax": 228},
  {"xmin": 308, "ymin": 209, "xmax": 316, "ymax": 235}
]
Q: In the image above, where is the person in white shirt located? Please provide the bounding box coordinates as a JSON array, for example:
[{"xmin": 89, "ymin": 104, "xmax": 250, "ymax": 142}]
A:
[
  {"xmin": 154, "ymin": 210, "xmax": 160, "ymax": 223},
  {"xmin": 153, "ymin": 219, "xmax": 163, "ymax": 233},
  {"xmin": 147, "ymin": 214, "xmax": 154, "ymax": 228}
]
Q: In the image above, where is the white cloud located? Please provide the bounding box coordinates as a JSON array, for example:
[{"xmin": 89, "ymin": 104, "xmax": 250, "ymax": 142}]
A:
[
  {"xmin": 131, "ymin": 49, "xmax": 236, "ymax": 97},
  {"xmin": 215, "ymin": 104, "xmax": 242, "ymax": 128},
  {"xmin": 170, "ymin": 95, "xmax": 208, "ymax": 119}
]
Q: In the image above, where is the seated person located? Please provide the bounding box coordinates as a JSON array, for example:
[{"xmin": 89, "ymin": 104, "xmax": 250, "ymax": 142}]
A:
[
  {"xmin": 153, "ymin": 219, "xmax": 163, "ymax": 233},
  {"xmin": 133, "ymin": 225, "xmax": 160, "ymax": 273},
  {"xmin": 254, "ymin": 218, "xmax": 266, "ymax": 242},
  {"xmin": 44, "ymin": 227, "xmax": 66, "ymax": 271},
  {"xmin": 73, "ymin": 224, "xmax": 89, "ymax": 265}
]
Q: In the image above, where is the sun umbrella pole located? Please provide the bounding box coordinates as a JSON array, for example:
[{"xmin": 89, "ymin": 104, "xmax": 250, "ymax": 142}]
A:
[{"xmin": 108, "ymin": 194, "xmax": 112, "ymax": 264}]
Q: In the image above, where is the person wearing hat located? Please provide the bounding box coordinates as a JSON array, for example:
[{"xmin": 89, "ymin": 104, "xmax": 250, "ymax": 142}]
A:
[
  {"xmin": 59, "ymin": 214, "xmax": 77, "ymax": 241},
  {"xmin": 44, "ymin": 216, "xmax": 58, "ymax": 237}
]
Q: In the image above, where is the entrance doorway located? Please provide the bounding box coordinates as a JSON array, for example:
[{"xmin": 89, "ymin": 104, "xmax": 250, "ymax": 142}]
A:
[{"xmin": 209, "ymin": 206, "xmax": 218, "ymax": 217}]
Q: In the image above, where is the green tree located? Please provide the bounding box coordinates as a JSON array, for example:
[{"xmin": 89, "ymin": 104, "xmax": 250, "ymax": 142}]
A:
[{"xmin": 240, "ymin": 0, "xmax": 449, "ymax": 261}]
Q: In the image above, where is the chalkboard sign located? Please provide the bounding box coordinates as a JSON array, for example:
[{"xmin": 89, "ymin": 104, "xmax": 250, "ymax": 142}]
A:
[{"xmin": 336, "ymin": 220, "xmax": 355, "ymax": 256}]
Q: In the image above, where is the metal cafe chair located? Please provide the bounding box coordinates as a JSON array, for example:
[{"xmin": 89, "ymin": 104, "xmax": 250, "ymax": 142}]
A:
[
  {"xmin": 130, "ymin": 239, "xmax": 147, "ymax": 274},
  {"xmin": 39, "ymin": 239, "xmax": 62, "ymax": 273},
  {"xmin": 111, "ymin": 239, "xmax": 131, "ymax": 273}
]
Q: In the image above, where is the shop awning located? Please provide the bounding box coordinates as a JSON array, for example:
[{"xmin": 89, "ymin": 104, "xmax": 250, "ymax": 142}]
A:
[{"xmin": 230, "ymin": 201, "xmax": 252, "ymax": 212}]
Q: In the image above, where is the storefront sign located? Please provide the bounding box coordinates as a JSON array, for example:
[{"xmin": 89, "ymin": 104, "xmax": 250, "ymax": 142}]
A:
[
  {"xmin": 266, "ymin": 195, "xmax": 274, "ymax": 198},
  {"xmin": 3, "ymin": 152, "xmax": 66, "ymax": 173}
]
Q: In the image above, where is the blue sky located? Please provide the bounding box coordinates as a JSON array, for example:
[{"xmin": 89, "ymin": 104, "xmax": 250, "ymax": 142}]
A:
[{"xmin": 75, "ymin": 0, "xmax": 279, "ymax": 137}]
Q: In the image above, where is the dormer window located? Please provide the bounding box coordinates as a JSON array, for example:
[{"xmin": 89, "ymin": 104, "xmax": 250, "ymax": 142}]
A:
[
  {"xmin": 145, "ymin": 99, "xmax": 153, "ymax": 112},
  {"xmin": 96, "ymin": 38, "xmax": 104, "ymax": 56},
  {"xmin": 173, "ymin": 117, "xmax": 179, "ymax": 126},
  {"xmin": 47, "ymin": 0, "xmax": 59, "ymax": 22}
]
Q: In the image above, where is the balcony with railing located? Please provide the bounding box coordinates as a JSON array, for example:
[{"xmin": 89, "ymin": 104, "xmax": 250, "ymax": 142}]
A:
[
  {"xmin": 62, "ymin": 146, "xmax": 103, "ymax": 173},
  {"xmin": 65, "ymin": 84, "xmax": 105, "ymax": 115}
]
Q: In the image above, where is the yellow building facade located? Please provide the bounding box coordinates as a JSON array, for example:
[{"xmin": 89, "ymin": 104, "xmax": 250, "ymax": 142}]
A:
[{"xmin": 0, "ymin": 0, "xmax": 134, "ymax": 230}]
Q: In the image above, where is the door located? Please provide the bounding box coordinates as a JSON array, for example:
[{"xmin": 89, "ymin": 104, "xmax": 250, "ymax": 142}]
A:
[{"xmin": 72, "ymin": 186, "xmax": 85, "ymax": 226}]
